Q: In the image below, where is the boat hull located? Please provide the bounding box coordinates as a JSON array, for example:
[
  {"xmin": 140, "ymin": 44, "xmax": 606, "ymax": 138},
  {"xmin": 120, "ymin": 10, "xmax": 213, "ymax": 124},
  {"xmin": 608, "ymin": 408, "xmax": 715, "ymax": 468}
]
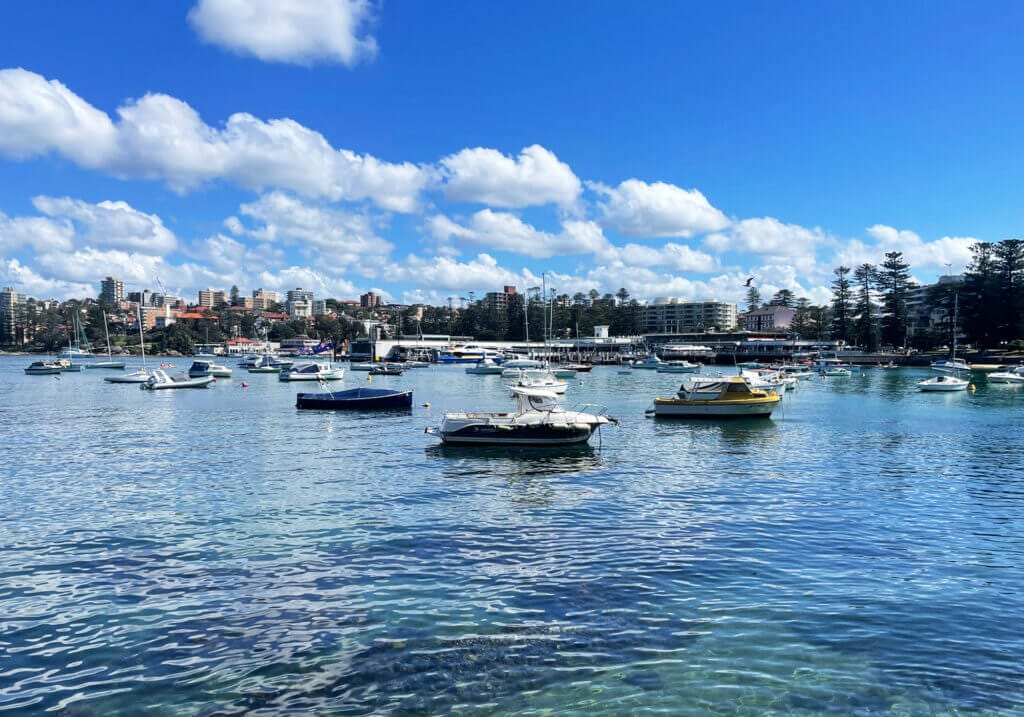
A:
[
  {"xmin": 24, "ymin": 367, "xmax": 62, "ymax": 375},
  {"xmin": 918, "ymin": 382, "xmax": 969, "ymax": 392},
  {"xmin": 427, "ymin": 424, "xmax": 595, "ymax": 445},
  {"xmin": 987, "ymin": 375, "xmax": 1024, "ymax": 384},
  {"xmin": 296, "ymin": 388, "xmax": 413, "ymax": 410},
  {"xmin": 105, "ymin": 372, "xmax": 150, "ymax": 383},
  {"xmin": 142, "ymin": 375, "xmax": 215, "ymax": 390},
  {"xmin": 280, "ymin": 373, "xmax": 345, "ymax": 381},
  {"xmin": 653, "ymin": 395, "xmax": 780, "ymax": 418}
]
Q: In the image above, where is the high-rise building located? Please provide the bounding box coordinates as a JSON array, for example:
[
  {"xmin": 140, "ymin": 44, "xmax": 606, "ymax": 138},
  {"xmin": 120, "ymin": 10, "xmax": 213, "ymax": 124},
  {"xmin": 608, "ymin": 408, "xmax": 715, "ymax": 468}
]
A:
[
  {"xmin": 99, "ymin": 276, "xmax": 124, "ymax": 305},
  {"xmin": 127, "ymin": 290, "xmax": 153, "ymax": 306},
  {"xmin": 0, "ymin": 287, "xmax": 28, "ymax": 344},
  {"xmin": 484, "ymin": 285, "xmax": 517, "ymax": 312},
  {"xmin": 360, "ymin": 291, "xmax": 382, "ymax": 309},
  {"xmin": 312, "ymin": 299, "xmax": 328, "ymax": 315},
  {"xmin": 198, "ymin": 288, "xmax": 228, "ymax": 308},
  {"xmin": 286, "ymin": 288, "xmax": 314, "ymax": 318},
  {"xmin": 252, "ymin": 288, "xmax": 277, "ymax": 310}
]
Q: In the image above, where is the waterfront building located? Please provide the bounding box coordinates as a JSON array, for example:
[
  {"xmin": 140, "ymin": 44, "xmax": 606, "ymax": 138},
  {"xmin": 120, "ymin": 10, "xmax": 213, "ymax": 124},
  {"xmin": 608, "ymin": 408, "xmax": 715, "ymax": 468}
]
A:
[
  {"xmin": 99, "ymin": 276, "xmax": 124, "ymax": 306},
  {"xmin": 638, "ymin": 298, "xmax": 737, "ymax": 334},
  {"xmin": 740, "ymin": 305, "xmax": 795, "ymax": 332},
  {"xmin": 312, "ymin": 299, "xmax": 328, "ymax": 315},
  {"xmin": 198, "ymin": 288, "xmax": 228, "ymax": 308},
  {"xmin": 0, "ymin": 286, "xmax": 28, "ymax": 344},
  {"xmin": 360, "ymin": 291, "xmax": 382, "ymax": 309}
]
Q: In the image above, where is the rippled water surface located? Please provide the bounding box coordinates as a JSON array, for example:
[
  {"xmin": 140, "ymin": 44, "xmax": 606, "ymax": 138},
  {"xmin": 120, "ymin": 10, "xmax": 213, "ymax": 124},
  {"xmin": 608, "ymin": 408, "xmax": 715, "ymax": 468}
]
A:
[{"xmin": 2, "ymin": 357, "xmax": 1024, "ymax": 715}]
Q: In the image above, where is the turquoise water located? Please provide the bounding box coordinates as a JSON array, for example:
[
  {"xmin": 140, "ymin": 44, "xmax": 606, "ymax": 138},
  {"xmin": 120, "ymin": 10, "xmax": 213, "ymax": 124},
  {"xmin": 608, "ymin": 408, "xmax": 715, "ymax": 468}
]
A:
[{"xmin": 1, "ymin": 357, "xmax": 1023, "ymax": 715}]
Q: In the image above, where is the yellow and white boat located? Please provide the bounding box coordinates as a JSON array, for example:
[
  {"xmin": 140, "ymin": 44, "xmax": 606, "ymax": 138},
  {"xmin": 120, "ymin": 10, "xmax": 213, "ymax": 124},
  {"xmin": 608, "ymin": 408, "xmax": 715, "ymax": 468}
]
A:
[{"xmin": 650, "ymin": 376, "xmax": 781, "ymax": 418}]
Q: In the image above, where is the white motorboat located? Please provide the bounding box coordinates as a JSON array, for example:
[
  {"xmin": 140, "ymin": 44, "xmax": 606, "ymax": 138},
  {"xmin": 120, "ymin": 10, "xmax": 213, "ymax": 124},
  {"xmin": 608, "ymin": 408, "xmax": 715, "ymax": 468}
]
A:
[
  {"xmin": 655, "ymin": 360, "xmax": 702, "ymax": 373},
  {"xmin": 349, "ymin": 362, "xmax": 377, "ymax": 371},
  {"xmin": 188, "ymin": 359, "xmax": 232, "ymax": 378},
  {"xmin": 465, "ymin": 358, "xmax": 505, "ymax": 375},
  {"xmin": 141, "ymin": 369, "xmax": 215, "ymax": 390},
  {"xmin": 813, "ymin": 357, "xmax": 854, "ymax": 373},
  {"xmin": 651, "ymin": 376, "xmax": 782, "ymax": 418},
  {"xmin": 505, "ymin": 369, "xmax": 568, "ymax": 394},
  {"xmin": 24, "ymin": 360, "xmax": 63, "ymax": 375},
  {"xmin": 502, "ymin": 358, "xmax": 545, "ymax": 370},
  {"xmin": 918, "ymin": 373, "xmax": 969, "ymax": 392},
  {"xmin": 931, "ymin": 358, "xmax": 972, "ymax": 373},
  {"xmin": 105, "ymin": 369, "xmax": 151, "ymax": 383},
  {"xmin": 630, "ymin": 355, "xmax": 663, "ymax": 369},
  {"xmin": 987, "ymin": 366, "xmax": 1024, "ymax": 384},
  {"xmin": 771, "ymin": 364, "xmax": 815, "ymax": 378},
  {"xmin": 822, "ymin": 367, "xmax": 852, "ymax": 377},
  {"xmin": 279, "ymin": 362, "xmax": 345, "ymax": 381},
  {"xmin": 740, "ymin": 369, "xmax": 787, "ymax": 391},
  {"xmin": 425, "ymin": 387, "xmax": 616, "ymax": 445}
]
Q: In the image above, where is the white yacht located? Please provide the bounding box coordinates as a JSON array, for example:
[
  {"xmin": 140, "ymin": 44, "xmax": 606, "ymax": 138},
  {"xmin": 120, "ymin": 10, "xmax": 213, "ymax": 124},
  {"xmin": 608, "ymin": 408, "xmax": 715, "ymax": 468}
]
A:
[
  {"xmin": 655, "ymin": 360, "xmax": 702, "ymax": 373},
  {"xmin": 465, "ymin": 358, "xmax": 505, "ymax": 375},
  {"xmin": 931, "ymin": 357, "xmax": 972, "ymax": 373},
  {"xmin": 505, "ymin": 369, "xmax": 568, "ymax": 394},
  {"xmin": 630, "ymin": 355, "xmax": 663, "ymax": 369},
  {"xmin": 917, "ymin": 374, "xmax": 969, "ymax": 392},
  {"xmin": 188, "ymin": 359, "xmax": 233, "ymax": 378},
  {"xmin": 141, "ymin": 369, "xmax": 215, "ymax": 390},
  {"xmin": 279, "ymin": 362, "xmax": 345, "ymax": 381},
  {"xmin": 987, "ymin": 366, "xmax": 1024, "ymax": 384},
  {"xmin": 425, "ymin": 387, "xmax": 616, "ymax": 445}
]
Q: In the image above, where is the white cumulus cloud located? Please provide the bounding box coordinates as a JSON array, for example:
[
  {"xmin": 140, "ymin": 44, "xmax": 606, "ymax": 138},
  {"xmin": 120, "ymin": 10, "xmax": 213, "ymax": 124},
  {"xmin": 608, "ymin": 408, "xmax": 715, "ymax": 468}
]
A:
[
  {"xmin": 865, "ymin": 224, "xmax": 979, "ymax": 271},
  {"xmin": 1, "ymin": 258, "xmax": 94, "ymax": 299},
  {"xmin": 591, "ymin": 179, "xmax": 730, "ymax": 238},
  {"xmin": 0, "ymin": 212, "xmax": 74, "ymax": 253},
  {"xmin": 235, "ymin": 192, "xmax": 392, "ymax": 275},
  {"xmin": 188, "ymin": 0, "xmax": 378, "ymax": 67},
  {"xmin": 441, "ymin": 145, "xmax": 582, "ymax": 208},
  {"xmin": 704, "ymin": 216, "xmax": 828, "ymax": 259},
  {"xmin": 31, "ymin": 196, "xmax": 178, "ymax": 254},
  {"xmin": 610, "ymin": 242, "xmax": 718, "ymax": 273},
  {"xmin": 429, "ymin": 209, "xmax": 610, "ymax": 258},
  {"xmin": 0, "ymin": 69, "xmax": 428, "ymax": 212},
  {"xmin": 0, "ymin": 68, "xmax": 118, "ymax": 168}
]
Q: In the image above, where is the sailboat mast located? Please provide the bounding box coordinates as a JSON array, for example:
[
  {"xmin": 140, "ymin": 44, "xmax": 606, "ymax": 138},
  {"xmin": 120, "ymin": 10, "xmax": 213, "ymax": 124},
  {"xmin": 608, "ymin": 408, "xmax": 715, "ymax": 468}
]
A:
[
  {"xmin": 952, "ymin": 292, "xmax": 959, "ymax": 359},
  {"xmin": 103, "ymin": 311, "xmax": 113, "ymax": 358},
  {"xmin": 138, "ymin": 306, "xmax": 147, "ymax": 369}
]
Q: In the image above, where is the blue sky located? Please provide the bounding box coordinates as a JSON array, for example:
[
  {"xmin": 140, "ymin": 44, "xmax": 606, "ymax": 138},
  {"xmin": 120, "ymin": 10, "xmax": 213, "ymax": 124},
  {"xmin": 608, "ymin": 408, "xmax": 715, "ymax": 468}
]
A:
[{"xmin": 1, "ymin": 0, "xmax": 1022, "ymax": 306}]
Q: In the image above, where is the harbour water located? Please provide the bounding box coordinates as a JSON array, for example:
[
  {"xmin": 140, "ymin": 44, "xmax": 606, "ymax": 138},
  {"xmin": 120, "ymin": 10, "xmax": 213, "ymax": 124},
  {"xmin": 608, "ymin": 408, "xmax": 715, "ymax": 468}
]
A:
[{"xmin": 1, "ymin": 357, "xmax": 1023, "ymax": 714}]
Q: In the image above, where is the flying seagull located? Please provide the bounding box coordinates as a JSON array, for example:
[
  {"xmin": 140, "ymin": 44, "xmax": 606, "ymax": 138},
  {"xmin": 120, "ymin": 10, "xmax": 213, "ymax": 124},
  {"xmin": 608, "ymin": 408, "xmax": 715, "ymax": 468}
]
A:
[{"xmin": 744, "ymin": 276, "xmax": 756, "ymax": 287}]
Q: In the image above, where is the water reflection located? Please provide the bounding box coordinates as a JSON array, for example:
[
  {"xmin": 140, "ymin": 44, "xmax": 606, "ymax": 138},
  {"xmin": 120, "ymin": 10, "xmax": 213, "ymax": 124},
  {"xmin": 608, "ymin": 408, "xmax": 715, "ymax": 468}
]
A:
[{"xmin": 424, "ymin": 443, "xmax": 605, "ymax": 477}]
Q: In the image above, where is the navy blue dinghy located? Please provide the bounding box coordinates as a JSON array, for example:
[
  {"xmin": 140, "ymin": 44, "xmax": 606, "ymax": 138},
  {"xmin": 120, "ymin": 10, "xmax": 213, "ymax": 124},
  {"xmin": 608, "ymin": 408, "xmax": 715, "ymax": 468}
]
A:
[{"xmin": 296, "ymin": 387, "xmax": 413, "ymax": 410}]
